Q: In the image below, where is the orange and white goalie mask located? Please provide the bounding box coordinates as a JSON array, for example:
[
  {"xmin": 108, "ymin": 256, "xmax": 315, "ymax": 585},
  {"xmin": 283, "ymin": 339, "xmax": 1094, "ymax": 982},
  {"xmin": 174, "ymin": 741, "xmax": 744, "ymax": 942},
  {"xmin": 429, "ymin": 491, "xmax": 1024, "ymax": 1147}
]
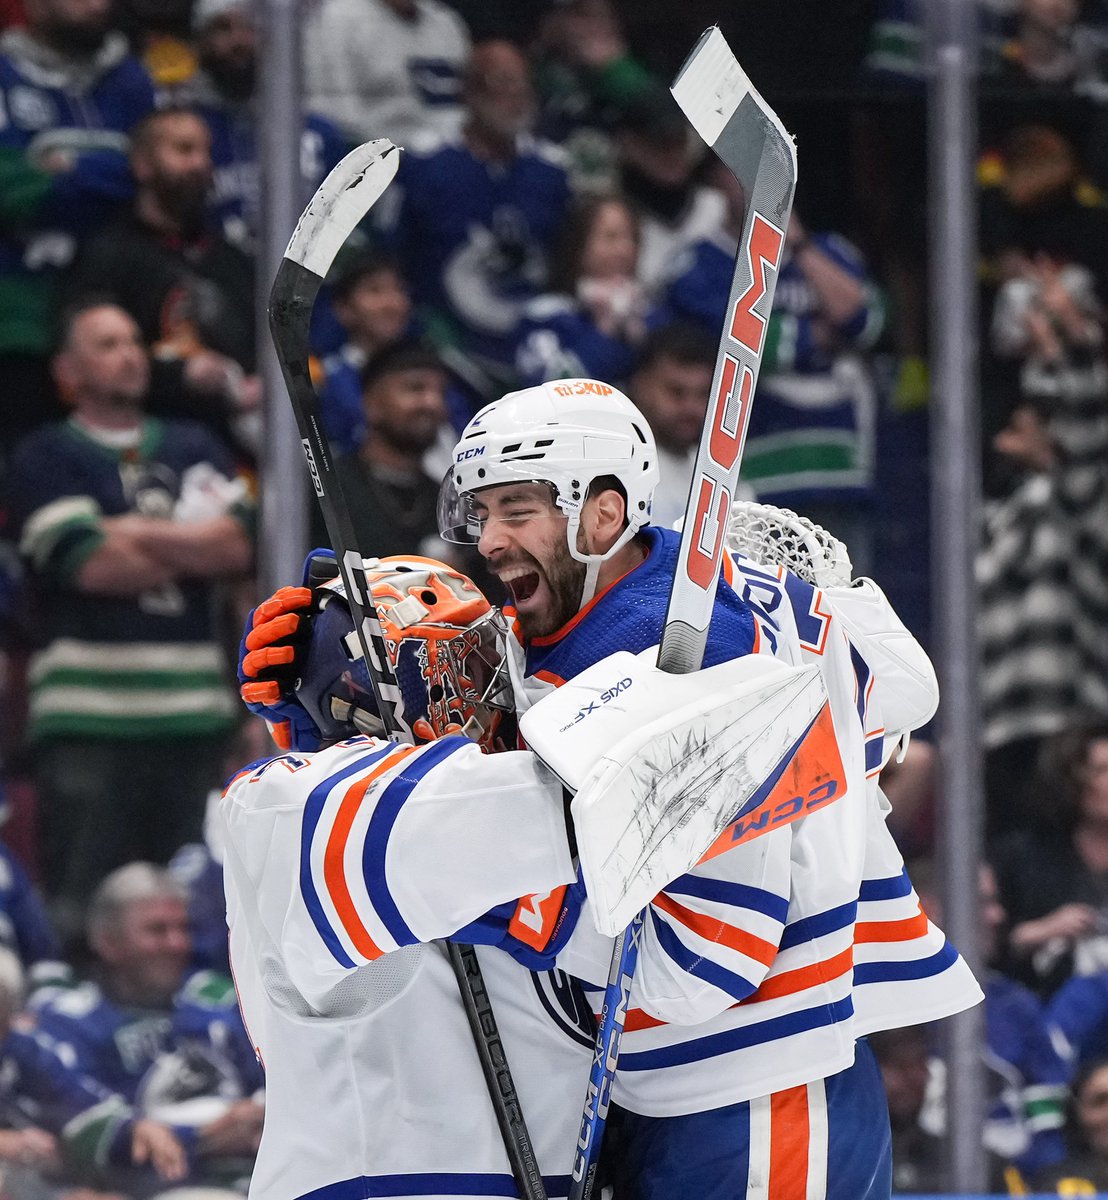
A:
[{"xmin": 296, "ymin": 556, "xmax": 512, "ymax": 749}]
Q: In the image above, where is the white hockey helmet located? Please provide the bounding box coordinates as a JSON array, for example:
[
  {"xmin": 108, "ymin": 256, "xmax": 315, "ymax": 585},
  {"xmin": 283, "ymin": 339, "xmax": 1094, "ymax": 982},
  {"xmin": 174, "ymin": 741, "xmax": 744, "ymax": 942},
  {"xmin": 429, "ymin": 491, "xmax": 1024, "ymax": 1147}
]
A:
[{"xmin": 438, "ymin": 379, "xmax": 660, "ymax": 572}]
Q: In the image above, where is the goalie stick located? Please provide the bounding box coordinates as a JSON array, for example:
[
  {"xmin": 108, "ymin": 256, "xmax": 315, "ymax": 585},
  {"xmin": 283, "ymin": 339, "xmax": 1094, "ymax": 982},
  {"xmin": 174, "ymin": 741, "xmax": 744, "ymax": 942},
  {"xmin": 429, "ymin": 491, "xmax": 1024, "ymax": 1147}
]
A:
[
  {"xmin": 268, "ymin": 140, "xmax": 549, "ymax": 1200},
  {"xmin": 568, "ymin": 29, "xmax": 798, "ymax": 1200}
]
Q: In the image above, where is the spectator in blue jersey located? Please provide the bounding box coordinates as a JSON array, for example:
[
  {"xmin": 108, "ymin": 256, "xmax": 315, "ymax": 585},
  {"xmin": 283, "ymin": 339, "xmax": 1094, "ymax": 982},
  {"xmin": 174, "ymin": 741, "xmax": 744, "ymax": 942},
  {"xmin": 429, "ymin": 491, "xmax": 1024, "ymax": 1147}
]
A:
[
  {"xmin": 515, "ymin": 192, "xmax": 647, "ymax": 390},
  {"xmin": 373, "ymin": 39, "xmax": 571, "ymax": 398},
  {"xmin": 1033, "ymin": 1057, "xmax": 1108, "ymax": 1194},
  {"xmin": 31, "ymin": 865, "xmax": 264, "ymax": 1194},
  {"xmin": 302, "ymin": 0, "xmax": 470, "ymax": 148},
  {"xmin": 316, "ymin": 251, "xmax": 416, "ymax": 457},
  {"xmin": 184, "ymin": 0, "xmax": 350, "ymax": 254},
  {"xmin": 0, "ymin": 840, "xmax": 68, "ymax": 995},
  {"xmin": 0, "ymin": 0, "xmax": 156, "ymax": 454},
  {"xmin": 908, "ymin": 857, "xmax": 1070, "ymax": 1185},
  {"xmin": 660, "ymin": 160, "xmax": 888, "ymax": 572},
  {"xmin": 0, "ymin": 946, "xmax": 188, "ymax": 1198},
  {"xmin": 2, "ymin": 298, "xmax": 253, "ymax": 947},
  {"xmin": 626, "ymin": 322, "xmax": 717, "ymax": 531}
]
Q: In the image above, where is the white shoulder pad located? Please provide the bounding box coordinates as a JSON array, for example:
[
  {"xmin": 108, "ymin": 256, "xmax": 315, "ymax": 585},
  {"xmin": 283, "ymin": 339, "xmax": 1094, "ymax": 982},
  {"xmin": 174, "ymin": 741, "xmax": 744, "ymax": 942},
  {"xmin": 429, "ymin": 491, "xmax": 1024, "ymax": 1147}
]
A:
[
  {"xmin": 823, "ymin": 577, "xmax": 939, "ymax": 735},
  {"xmin": 521, "ymin": 648, "xmax": 828, "ymax": 936}
]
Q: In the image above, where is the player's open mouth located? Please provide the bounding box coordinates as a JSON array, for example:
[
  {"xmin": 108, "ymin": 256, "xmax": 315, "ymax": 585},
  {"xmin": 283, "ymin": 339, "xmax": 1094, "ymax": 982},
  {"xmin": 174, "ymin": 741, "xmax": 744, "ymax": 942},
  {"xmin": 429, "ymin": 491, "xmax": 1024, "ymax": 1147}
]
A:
[{"xmin": 500, "ymin": 565, "xmax": 542, "ymax": 605}]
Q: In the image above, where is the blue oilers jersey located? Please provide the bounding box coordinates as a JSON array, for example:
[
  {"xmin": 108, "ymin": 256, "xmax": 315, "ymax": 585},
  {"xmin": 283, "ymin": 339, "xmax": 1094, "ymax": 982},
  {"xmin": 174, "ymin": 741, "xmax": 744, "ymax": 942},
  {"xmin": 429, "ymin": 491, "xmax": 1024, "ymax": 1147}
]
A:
[
  {"xmin": 508, "ymin": 528, "xmax": 980, "ymax": 1116},
  {"xmin": 374, "ymin": 134, "xmax": 571, "ymax": 368},
  {"xmin": 521, "ymin": 526, "xmax": 756, "ymax": 686}
]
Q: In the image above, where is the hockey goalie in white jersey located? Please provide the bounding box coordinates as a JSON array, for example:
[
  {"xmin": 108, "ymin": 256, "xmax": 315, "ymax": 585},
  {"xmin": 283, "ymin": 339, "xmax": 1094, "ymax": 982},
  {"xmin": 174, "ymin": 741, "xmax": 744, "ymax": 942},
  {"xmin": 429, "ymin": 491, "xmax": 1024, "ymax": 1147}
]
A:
[{"xmin": 223, "ymin": 555, "xmax": 834, "ymax": 1200}]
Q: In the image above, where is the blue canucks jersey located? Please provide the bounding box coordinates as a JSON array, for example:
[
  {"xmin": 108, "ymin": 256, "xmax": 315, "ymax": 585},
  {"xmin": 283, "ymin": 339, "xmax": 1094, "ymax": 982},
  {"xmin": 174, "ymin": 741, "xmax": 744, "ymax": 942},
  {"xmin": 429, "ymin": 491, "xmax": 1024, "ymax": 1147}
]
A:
[
  {"xmin": 374, "ymin": 134, "xmax": 570, "ymax": 370},
  {"xmin": 198, "ymin": 99, "xmax": 350, "ymax": 251},
  {"xmin": 31, "ymin": 971, "xmax": 263, "ymax": 1109},
  {"xmin": 659, "ymin": 231, "xmax": 887, "ymax": 503}
]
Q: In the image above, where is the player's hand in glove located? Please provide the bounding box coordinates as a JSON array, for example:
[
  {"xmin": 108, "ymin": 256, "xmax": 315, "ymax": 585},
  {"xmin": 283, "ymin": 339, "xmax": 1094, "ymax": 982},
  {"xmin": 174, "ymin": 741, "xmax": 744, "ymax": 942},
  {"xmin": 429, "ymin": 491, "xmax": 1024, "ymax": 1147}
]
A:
[{"xmin": 238, "ymin": 550, "xmax": 338, "ymax": 751}]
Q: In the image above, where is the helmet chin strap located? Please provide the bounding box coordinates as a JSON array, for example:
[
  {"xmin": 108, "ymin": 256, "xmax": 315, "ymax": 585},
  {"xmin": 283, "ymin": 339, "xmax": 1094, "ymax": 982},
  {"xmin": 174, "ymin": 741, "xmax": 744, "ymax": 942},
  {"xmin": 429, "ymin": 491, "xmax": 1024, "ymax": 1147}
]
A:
[{"xmin": 567, "ymin": 512, "xmax": 640, "ymax": 608}]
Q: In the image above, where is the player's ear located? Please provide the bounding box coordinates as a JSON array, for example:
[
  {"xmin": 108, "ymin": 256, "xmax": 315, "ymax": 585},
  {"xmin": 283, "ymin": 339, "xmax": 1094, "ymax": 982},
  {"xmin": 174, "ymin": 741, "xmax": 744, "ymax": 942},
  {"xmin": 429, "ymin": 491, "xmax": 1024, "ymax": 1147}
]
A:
[{"xmin": 583, "ymin": 486, "xmax": 628, "ymax": 553}]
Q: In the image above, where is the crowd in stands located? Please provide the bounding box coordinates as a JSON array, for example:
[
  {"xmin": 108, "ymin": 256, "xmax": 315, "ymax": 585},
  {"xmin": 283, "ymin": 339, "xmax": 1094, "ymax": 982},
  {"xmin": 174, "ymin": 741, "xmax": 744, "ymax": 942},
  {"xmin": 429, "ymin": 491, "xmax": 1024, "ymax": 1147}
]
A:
[{"xmin": 0, "ymin": 0, "xmax": 1103, "ymax": 1194}]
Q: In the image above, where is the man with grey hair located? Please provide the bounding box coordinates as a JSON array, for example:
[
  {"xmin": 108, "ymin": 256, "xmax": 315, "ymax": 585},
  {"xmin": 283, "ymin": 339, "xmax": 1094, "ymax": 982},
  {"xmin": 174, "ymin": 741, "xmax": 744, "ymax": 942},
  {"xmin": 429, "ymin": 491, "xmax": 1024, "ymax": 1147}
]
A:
[
  {"xmin": 32, "ymin": 865, "xmax": 264, "ymax": 1194},
  {"xmin": 0, "ymin": 945, "xmax": 187, "ymax": 1195}
]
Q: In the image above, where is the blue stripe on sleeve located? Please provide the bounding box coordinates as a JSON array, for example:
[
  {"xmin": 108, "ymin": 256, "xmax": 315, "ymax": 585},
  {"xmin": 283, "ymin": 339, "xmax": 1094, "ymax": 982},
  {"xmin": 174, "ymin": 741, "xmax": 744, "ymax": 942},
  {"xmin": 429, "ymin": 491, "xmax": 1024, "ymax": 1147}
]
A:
[
  {"xmin": 865, "ymin": 737, "xmax": 884, "ymax": 773},
  {"xmin": 664, "ymin": 876, "xmax": 790, "ymax": 925},
  {"xmin": 854, "ymin": 941, "xmax": 959, "ymax": 984},
  {"xmin": 859, "ymin": 871, "xmax": 912, "ymax": 902},
  {"xmin": 650, "ymin": 909, "xmax": 760, "ymax": 1003},
  {"xmin": 300, "ymin": 1172, "xmax": 573, "ymax": 1198},
  {"xmin": 778, "ymin": 901, "xmax": 857, "ymax": 950},
  {"xmin": 850, "ymin": 643, "xmax": 871, "ymax": 728},
  {"xmin": 361, "ymin": 737, "xmax": 471, "ymax": 947},
  {"xmin": 618, "ymin": 995, "xmax": 856, "ymax": 1071},
  {"xmin": 300, "ymin": 746, "xmax": 395, "ymax": 969}
]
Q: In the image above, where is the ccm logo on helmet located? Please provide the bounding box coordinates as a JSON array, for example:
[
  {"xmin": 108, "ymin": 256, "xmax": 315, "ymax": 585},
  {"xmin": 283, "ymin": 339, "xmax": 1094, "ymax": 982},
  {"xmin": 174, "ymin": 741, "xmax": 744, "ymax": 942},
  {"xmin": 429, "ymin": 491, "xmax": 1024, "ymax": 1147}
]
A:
[
  {"xmin": 455, "ymin": 446, "xmax": 485, "ymax": 462},
  {"xmin": 559, "ymin": 677, "xmax": 633, "ymax": 732},
  {"xmin": 686, "ymin": 211, "xmax": 785, "ymax": 592}
]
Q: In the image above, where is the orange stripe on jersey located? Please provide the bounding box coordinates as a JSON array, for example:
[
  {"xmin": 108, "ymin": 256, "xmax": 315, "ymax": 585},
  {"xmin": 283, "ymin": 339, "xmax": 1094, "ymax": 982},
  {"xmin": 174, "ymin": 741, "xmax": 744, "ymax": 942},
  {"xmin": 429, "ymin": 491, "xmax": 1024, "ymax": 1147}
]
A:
[
  {"xmin": 653, "ymin": 893, "xmax": 778, "ymax": 967},
  {"xmin": 622, "ymin": 947, "xmax": 856, "ymax": 1033},
  {"xmin": 769, "ymin": 1086, "xmax": 810, "ymax": 1199},
  {"xmin": 533, "ymin": 668, "xmax": 566, "ymax": 688},
  {"xmin": 855, "ymin": 906, "xmax": 930, "ymax": 944},
  {"xmin": 743, "ymin": 946, "xmax": 854, "ymax": 1004},
  {"xmin": 324, "ymin": 746, "xmax": 418, "ymax": 960},
  {"xmin": 508, "ymin": 885, "xmax": 568, "ymax": 951},
  {"xmin": 624, "ymin": 1006, "xmax": 666, "ymax": 1032},
  {"xmin": 698, "ymin": 701, "xmax": 847, "ymax": 865}
]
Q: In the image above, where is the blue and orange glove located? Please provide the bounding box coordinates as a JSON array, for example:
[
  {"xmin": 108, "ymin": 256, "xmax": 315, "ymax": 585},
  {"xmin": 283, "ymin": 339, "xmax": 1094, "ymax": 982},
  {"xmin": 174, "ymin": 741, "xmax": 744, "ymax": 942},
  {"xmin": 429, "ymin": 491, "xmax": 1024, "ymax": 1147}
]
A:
[{"xmin": 237, "ymin": 551, "xmax": 337, "ymax": 751}]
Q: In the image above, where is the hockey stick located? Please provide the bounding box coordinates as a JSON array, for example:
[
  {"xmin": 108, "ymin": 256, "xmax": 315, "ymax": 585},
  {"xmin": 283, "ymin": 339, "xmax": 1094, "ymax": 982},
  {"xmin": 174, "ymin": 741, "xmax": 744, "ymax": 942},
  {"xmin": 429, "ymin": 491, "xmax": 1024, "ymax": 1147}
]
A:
[
  {"xmin": 568, "ymin": 30, "xmax": 797, "ymax": 1200},
  {"xmin": 268, "ymin": 140, "xmax": 549, "ymax": 1200}
]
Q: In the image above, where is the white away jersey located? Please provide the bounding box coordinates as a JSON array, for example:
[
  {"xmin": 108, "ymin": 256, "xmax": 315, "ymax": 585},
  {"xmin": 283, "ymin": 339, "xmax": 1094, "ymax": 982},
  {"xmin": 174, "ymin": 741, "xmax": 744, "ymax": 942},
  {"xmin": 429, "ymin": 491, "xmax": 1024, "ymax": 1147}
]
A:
[
  {"xmin": 514, "ymin": 537, "xmax": 980, "ymax": 1117},
  {"xmin": 220, "ymin": 735, "xmax": 587, "ymax": 1199}
]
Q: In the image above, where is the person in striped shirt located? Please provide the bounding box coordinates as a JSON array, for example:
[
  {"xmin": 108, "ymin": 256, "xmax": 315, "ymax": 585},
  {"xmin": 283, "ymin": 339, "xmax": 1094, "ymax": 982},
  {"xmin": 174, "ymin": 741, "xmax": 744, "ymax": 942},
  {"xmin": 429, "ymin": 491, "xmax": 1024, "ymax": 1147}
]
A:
[{"xmin": 4, "ymin": 298, "xmax": 252, "ymax": 950}]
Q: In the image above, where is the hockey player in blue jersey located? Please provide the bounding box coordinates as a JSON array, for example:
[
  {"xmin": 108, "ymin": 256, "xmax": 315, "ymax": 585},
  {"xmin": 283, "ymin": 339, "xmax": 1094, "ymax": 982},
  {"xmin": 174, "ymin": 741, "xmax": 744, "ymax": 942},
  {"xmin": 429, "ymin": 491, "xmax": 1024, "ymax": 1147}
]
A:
[
  {"xmin": 434, "ymin": 380, "xmax": 980, "ymax": 1199},
  {"xmin": 245, "ymin": 380, "xmax": 980, "ymax": 1197}
]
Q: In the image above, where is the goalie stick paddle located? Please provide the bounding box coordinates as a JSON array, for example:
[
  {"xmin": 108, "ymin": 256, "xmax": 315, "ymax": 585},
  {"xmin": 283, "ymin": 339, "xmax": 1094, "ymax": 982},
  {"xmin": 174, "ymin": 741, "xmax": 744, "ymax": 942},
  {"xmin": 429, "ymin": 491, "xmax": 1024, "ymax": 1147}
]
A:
[
  {"xmin": 567, "ymin": 29, "xmax": 798, "ymax": 1200},
  {"xmin": 268, "ymin": 140, "xmax": 549, "ymax": 1200}
]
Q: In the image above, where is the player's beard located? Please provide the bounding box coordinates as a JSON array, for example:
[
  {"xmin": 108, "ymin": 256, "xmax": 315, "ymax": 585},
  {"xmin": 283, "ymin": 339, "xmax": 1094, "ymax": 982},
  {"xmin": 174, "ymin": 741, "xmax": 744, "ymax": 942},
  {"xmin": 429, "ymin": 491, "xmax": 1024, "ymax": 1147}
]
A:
[{"xmin": 510, "ymin": 536, "xmax": 587, "ymax": 640}]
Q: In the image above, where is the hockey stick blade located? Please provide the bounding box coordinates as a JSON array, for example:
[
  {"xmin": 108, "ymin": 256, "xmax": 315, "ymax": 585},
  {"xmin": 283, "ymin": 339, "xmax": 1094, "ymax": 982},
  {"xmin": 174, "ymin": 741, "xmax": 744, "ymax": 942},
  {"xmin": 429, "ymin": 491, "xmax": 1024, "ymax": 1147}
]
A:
[
  {"xmin": 267, "ymin": 141, "xmax": 549, "ymax": 1200},
  {"xmin": 660, "ymin": 26, "xmax": 797, "ymax": 676}
]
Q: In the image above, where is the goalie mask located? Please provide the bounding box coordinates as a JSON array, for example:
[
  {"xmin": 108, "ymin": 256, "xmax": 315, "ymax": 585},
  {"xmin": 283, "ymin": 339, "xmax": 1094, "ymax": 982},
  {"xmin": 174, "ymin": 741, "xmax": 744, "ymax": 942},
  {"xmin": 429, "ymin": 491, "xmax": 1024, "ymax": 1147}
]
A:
[
  {"xmin": 437, "ymin": 380, "xmax": 660, "ymax": 600},
  {"xmin": 295, "ymin": 557, "xmax": 512, "ymax": 748}
]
